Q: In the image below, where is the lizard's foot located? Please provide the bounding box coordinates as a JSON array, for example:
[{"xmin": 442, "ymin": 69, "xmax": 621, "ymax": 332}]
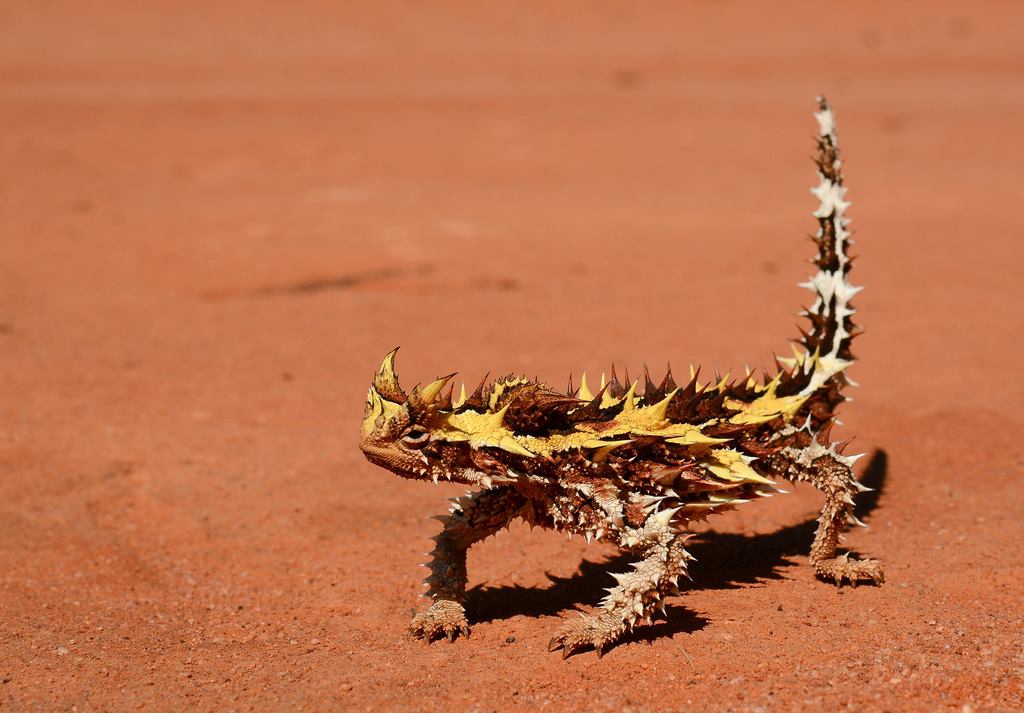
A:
[
  {"xmin": 547, "ymin": 613, "xmax": 623, "ymax": 659},
  {"xmin": 813, "ymin": 553, "xmax": 884, "ymax": 586},
  {"xmin": 409, "ymin": 599, "xmax": 471, "ymax": 643}
]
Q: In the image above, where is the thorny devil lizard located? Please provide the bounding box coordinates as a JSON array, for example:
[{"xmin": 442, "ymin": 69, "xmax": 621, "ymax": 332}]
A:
[{"xmin": 359, "ymin": 97, "xmax": 883, "ymax": 659}]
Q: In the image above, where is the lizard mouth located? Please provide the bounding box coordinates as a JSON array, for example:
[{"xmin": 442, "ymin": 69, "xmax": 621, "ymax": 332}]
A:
[
  {"xmin": 359, "ymin": 436, "xmax": 508, "ymax": 488},
  {"xmin": 359, "ymin": 442, "xmax": 431, "ymax": 481}
]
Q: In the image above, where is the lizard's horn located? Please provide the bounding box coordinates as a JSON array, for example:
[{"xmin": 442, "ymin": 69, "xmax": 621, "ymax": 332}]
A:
[
  {"xmin": 373, "ymin": 347, "xmax": 407, "ymax": 402},
  {"xmin": 413, "ymin": 373, "xmax": 457, "ymax": 406}
]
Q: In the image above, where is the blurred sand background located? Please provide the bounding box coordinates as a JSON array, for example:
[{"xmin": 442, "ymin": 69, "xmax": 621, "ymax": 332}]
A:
[{"xmin": 2, "ymin": 1, "xmax": 1023, "ymax": 710}]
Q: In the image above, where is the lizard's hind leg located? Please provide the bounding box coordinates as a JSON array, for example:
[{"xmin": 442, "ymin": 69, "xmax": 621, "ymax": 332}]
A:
[
  {"xmin": 547, "ymin": 512, "xmax": 694, "ymax": 658},
  {"xmin": 770, "ymin": 427, "xmax": 884, "ymax": 585},
  {"xmin": 411, "ymin": 486, "xmax": 527, "ymax": 642}
]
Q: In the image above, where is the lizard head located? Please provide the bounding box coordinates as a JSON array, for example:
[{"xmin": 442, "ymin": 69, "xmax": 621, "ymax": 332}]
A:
[{"xmin": 359, "ymin": 348, "xmax": 542, "ymax": 487}]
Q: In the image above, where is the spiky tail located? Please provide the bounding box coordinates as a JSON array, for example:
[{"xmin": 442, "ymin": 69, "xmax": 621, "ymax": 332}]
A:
[{"xmin": 794, "ymin": 97, "xmax": 861, "ymax": 420}]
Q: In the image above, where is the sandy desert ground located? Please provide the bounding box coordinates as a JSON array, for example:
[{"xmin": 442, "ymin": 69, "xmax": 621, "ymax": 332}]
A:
[{"xmin": 2, "ymin": 1, "xmax": 1023, "ymax": 710}]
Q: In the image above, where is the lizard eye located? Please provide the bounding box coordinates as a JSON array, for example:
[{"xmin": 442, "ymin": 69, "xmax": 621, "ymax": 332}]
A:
[{"xmin": 401, "ymin": 428, "xmax": 431, "ymax": 449}]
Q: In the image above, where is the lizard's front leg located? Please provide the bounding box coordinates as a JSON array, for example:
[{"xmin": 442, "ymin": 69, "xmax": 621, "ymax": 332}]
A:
[
  {"xmin": 548, "ymin": 510, "xmax": 693, "ymax": 658},
  {"xmin": 411, "ymin": 486, "xmax": 526, "ymax": 642}
]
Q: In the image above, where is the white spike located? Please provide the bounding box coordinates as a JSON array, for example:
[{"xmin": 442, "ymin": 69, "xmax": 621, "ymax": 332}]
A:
[
  {"xmin": 655, "ymin": 506, "xmax": 683, "ymax": 527},
  {"xmin": 814, "ymin": 106, "xmax": 835, "ymax": 138}
]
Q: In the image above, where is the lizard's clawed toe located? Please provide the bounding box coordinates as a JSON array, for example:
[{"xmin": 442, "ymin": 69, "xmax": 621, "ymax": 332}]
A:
[
  {"xmin": 409, "ymin": 600, "xmax": 471, "ymax": 643},
  {"xmin": 814, "ymin": 554, "xmax": 885, "ymax": 586},
  {"xmin": 548, "ymin": 614, "xmax": 619, "ymax": 659}
]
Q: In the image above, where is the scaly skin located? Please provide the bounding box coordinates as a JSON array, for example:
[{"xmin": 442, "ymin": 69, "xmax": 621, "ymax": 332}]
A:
[
  {"xmin": 358, "ymin": 98, "xmax": 883, "ymax": 658},
  {"xmin": 413, "ymin": 487, "xmax": 526, "ymax": 641},
  {"xmin": 549, "ymin": 519, "xmax": 693, "ymax": 658}
]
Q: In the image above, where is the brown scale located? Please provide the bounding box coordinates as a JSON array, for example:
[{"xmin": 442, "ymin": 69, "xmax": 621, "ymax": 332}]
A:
[{"xmin": 498, "ymin": 383, "xmax": 578, "ymax": 435}]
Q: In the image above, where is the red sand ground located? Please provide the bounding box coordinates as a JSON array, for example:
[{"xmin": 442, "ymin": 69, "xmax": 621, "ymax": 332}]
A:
[{"xmin": 2, "ymin": 2, "xmax": 1023, "ymax": 710}]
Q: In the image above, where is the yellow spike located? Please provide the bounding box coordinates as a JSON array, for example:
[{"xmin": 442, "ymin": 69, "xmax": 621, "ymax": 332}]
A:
[
  {"xmin": 643, "ymin": 388, "xmax": 678, "ymax": 423},
  {"xmin": 577, "ymin": 372, "xmax": 594, "ymax": 401},
  {"xmin": 587, "ymin": 439, "xmax": 633, "ymax": 462},
  {"xmin": 688, "ymin": 364, "xmax": 703, "ymax": 391},
  {"xmin": 361, "ymin": 388, "xmax": 383, "ymax": 435},
  {"xmin": 803, "ymin": 346, "xmax": 822, "ymax": 374},
  {"xmin": 619, "ymin": 380, "xmax": 640, "ymax": 412},
  {"xmin": 419, "ymin": 373, "xmax": 456, "ymax": 404},
  {"xmin": 362, "ymin": 387, "xmax": 401, "ymax": 435},
  {"xmin": 373, "ymin": 347, "xmax": 405, "ymax": 401},
  {"xmin": 743, "ymin": 471, "xmax": 776, "ymax": 486},
  {"xmin": 665, "ymin": 431, "xmax": 730, "ymax": 446},
  {"xmin": 705, "ymin": 448, "xmax": 777, "ymax": 485},
  {"xmin": 776, "ymin": 355, "xmax": 798, "ymax": 370},
  {"xmin": 490, "ymin": 399, "xmax": 514, "ymax": 426},
  {"xmin": 452, "ymin": 383, "xmax": 467, "ymax": 409},
  {"xmin": 498, "ymin": 436, "xmax": 534, "ymax": 458},
  {"xmin": 716, "ymin": 373, "xmax": 730, "ymax": 392},
  {"xmin": 379, "ymin": 347, "xmax": 399, "ymax": 378},
  {"xmin": 599, "ymin": 372, "xmax": 607, "ymax": 389}
]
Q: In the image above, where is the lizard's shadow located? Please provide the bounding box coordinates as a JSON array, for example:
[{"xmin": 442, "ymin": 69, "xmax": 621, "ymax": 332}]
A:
[{"xmin": 466, "ymin": 448, "xmax": 887, "ymax": 641}]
